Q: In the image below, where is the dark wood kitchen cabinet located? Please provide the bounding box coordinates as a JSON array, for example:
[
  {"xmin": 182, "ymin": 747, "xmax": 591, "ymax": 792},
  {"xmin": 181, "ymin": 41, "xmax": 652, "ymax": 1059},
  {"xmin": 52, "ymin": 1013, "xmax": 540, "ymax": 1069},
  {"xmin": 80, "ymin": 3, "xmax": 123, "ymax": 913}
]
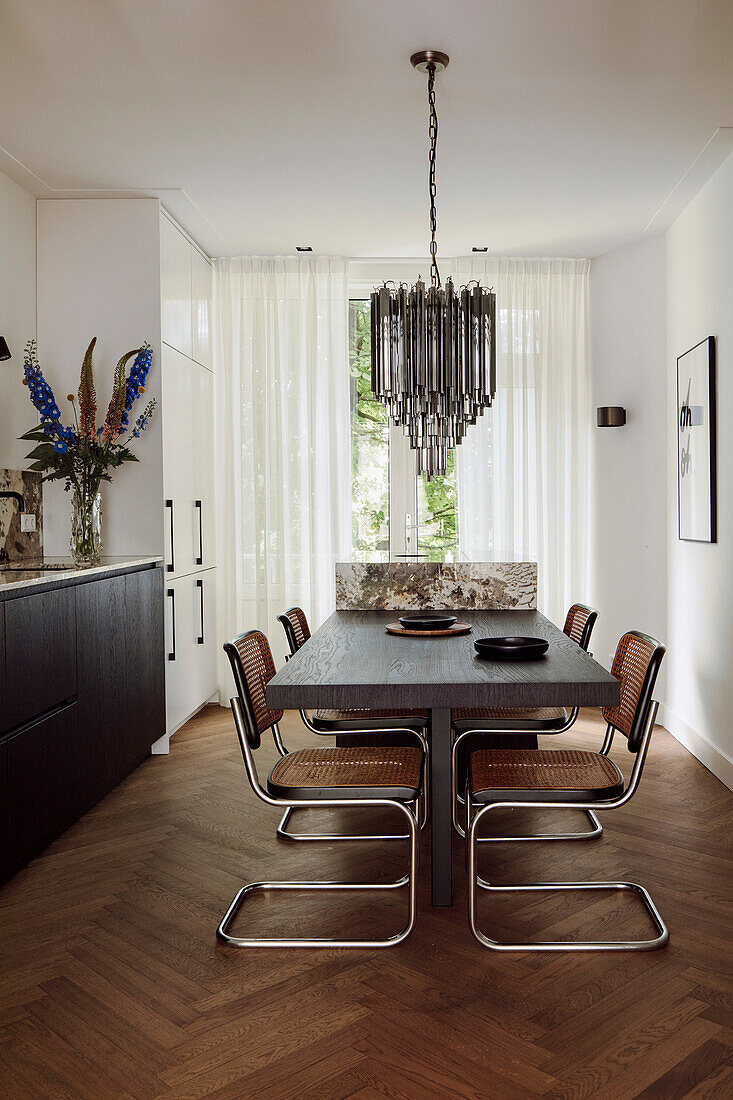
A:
[
  {"xmin": 123, "ymin": 567, "xmax": 165, "ymax": 782},
  {"xmin": 2, "ymin": 586, "xmax": 77, "ymax": 733},
  {"xmin": 75, "ymin": 567, "xmax": 165, "ymax": 806},
  {"xmin": 0, "ymin": 561, "xmax": 165, "ymax": 882},
  {"xmin": 7, "ymin": 701, "xmax": 79, "ymax": 869}
]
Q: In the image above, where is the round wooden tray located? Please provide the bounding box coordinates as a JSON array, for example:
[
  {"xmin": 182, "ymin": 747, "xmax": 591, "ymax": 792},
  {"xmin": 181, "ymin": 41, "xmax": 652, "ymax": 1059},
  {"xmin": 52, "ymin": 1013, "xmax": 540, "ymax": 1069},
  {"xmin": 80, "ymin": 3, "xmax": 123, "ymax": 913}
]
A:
[{"xmin": 386, "ymin": 622, "xmax": 472, "ymax": 637}]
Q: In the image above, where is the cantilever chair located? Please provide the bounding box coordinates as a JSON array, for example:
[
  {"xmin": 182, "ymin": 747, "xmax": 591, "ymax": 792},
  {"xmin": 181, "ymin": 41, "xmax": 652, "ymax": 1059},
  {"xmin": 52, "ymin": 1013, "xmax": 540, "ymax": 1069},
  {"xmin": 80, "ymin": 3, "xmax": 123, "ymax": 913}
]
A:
[
  {"xmin": 218, "ymin": 630, "xmax": 423, "ymax": 948},
  {"xmin": 452, "ymin": 603, "xmax": 600, "ymax": 842},
  {"xmin": 465, "ymin": 630, "xmax": 668, "ymax": 952},
  {"xmin": 278, "ymin": 607, "xmax": 429, "ymax": 746},
  {"xmin": 278, "ymin": 606, "xmax": 430, "ymax": 836}
]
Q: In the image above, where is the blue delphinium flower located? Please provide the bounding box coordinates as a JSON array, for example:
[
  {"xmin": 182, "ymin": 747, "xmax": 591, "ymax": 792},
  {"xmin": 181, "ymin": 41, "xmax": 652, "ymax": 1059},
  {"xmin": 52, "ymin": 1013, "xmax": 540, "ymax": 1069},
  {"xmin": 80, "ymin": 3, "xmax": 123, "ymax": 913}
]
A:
[
  {"xmin": 128, "ymin": 400, "xmax": 155, "ymax": 442},
  {"xmin": 131, "ymin": 397, "xmax": 156, "ymax": 439},
  {"xmin": 53, "ymin": 441, "xmax": 68, "ymax": 453},
  {"xmin": 120, "ymin": 343, "xmax": 153, "ymax": 430},
  {"xmin": 22, "ymin": 341, "xmax": 81, "ymax": 446},
  {"xmin": 23, "ymin": 340, "xmax": 62, "ymax": 425}
]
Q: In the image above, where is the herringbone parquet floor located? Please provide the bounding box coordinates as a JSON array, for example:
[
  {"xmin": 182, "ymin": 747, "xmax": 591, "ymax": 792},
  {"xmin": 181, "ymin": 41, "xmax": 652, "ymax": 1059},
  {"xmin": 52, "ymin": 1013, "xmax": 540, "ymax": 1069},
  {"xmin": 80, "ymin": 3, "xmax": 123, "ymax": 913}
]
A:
[{"xmin": 0, "ymin": 706, "xmax": 731, "ymax": 1099}]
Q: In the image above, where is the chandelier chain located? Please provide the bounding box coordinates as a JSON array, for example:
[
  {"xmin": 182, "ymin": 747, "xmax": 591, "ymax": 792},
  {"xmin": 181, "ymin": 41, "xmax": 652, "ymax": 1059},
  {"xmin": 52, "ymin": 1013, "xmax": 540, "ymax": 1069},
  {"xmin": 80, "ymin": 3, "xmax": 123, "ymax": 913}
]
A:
[{"xmin": 427, "ymin": 64, "xmax": 440, "ymax": 287}]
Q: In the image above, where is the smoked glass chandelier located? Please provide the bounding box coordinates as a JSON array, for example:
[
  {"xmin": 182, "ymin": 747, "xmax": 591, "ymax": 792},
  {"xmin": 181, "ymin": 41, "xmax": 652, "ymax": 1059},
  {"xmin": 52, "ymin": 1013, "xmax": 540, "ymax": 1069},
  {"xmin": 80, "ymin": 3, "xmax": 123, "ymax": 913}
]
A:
[{"xmin": 371, "ymin": 50, "xmax": 496, "ymax": 480}]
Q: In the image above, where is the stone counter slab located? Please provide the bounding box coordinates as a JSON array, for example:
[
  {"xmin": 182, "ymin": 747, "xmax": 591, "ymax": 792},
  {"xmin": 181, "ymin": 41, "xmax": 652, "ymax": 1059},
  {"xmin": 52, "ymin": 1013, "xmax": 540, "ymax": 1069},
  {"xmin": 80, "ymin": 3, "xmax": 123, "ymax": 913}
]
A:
[
  {"xmin": 0, "ymin": 556, "xmax": 162, "ymax": 598},
  {"xmin": 335, "ymin": 562, "xmax": 537, "ymax": 611}
]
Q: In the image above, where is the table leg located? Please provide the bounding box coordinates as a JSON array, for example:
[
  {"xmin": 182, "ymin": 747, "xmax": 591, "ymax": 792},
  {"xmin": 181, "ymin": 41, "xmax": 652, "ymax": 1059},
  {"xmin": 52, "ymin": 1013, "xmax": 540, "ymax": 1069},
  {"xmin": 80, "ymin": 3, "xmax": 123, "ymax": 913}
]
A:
[{"xmin": 429, "ymin": 708, "xmax": 452, "ymax": 907}]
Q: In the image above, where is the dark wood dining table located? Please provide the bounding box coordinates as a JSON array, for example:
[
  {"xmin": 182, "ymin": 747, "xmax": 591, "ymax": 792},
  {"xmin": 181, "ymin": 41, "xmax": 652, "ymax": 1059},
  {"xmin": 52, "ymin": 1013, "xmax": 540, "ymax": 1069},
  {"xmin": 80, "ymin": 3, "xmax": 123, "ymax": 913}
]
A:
[{"xmin": 266, "ymin": 608, "xmax": 620, "ymax": 907}]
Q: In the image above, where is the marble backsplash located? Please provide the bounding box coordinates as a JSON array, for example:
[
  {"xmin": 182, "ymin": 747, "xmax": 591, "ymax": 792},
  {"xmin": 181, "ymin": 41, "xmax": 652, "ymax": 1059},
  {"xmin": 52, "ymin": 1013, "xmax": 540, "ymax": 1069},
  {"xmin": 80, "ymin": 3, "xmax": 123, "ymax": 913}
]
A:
[
  {"xmin": 0, "ymin": 469, "xmax": 43, "ymax": 563},
  {"xmin": 335, "ymin": 562, "xmax": 537, "ymax": 611}
]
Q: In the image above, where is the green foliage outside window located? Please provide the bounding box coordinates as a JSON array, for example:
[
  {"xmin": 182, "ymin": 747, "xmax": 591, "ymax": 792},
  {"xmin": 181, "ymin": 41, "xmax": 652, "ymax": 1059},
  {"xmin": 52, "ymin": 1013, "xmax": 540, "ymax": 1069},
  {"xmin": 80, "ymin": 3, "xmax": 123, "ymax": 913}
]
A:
[
  {"xmin": 349, "ymin": 299, "xmax": 459, "ymax": 563},
  {"xmin": 349, "ymin": 302, "xmax": 389, "ymax": 558},
  {"xmin": 417, "ymin": 449, "xmax": 458, "ymax": 561}
]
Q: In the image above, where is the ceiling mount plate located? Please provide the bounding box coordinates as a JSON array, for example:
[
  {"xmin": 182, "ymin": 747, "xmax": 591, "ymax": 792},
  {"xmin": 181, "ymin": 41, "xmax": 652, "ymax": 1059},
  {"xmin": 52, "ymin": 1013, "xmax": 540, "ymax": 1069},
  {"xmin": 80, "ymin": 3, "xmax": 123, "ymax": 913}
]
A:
[{"xmin": 410, "ymin": 50, "xmax": 450, "ymax": 74}]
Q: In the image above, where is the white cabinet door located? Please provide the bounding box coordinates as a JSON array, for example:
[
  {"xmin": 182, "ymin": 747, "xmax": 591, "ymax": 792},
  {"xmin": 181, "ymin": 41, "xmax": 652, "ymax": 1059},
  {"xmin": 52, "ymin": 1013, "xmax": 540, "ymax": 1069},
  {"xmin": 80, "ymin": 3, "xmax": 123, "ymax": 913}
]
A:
[
  {"xmin": 165, "ymin": 571, "xmax": 217, "ymax": 735},
  {"xmin": 160, "ymin": 213, "xmax": 192, "ymax": 358},
  {"xmin": 191, "ymin": 569, "xmax": 217, "ymax": 706},
  {"xmin": 192, "ymin": 248, "xmax": 212, "ymax": 370},
  {"xmin": 165, "ymin": 575, "xmax": 197, "ymax": 734},
  {"xmin": 161, "ymin": 345, "xmax": 197, "ymax": 577},
  {"xmin": 193, "ymin": 365, "xmax": 216, "ymax": 570}
]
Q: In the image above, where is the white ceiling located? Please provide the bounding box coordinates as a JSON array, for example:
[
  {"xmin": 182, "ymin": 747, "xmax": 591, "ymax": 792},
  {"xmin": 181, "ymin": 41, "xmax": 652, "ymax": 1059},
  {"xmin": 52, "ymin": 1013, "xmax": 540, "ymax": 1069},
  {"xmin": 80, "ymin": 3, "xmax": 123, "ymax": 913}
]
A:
[{"xmin": 1, "ymin": 0, "xmax": 732, "ymax": 259}]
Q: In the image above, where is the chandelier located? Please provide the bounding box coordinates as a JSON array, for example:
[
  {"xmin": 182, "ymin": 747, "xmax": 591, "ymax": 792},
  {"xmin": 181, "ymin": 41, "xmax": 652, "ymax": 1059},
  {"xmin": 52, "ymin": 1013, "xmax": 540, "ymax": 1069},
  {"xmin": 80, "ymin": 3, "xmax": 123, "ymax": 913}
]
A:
[{"xmin": 371, "ymin": 50, "xmax": 497, "ymax": 480}]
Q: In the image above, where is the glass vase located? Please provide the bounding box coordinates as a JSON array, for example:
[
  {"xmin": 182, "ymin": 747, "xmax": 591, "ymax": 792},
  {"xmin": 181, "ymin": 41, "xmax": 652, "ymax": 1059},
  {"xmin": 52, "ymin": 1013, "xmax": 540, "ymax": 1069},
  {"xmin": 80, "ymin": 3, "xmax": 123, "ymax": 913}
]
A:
[{"xmin": 70, "ymin": 485, "xmax": 102, "ymax": 567}]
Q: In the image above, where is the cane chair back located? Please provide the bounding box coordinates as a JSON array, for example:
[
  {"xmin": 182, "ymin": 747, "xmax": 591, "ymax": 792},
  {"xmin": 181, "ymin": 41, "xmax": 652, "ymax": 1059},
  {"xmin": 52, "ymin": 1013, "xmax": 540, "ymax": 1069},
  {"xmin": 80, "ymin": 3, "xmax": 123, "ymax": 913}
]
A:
[
  {"xmin": 224, "ymin": 630, "xmax": 283, "ymax": 749},
  {"xmin": 602, "ymin": 631, "xmax": 665, "ymax": 752},
  {"xmin": 563, "ymin": 604, "xmax": 598, "ymax": 651},
  {"xmin": 278, "ymin": 607, "xmax": 312, "ymax": 656}
]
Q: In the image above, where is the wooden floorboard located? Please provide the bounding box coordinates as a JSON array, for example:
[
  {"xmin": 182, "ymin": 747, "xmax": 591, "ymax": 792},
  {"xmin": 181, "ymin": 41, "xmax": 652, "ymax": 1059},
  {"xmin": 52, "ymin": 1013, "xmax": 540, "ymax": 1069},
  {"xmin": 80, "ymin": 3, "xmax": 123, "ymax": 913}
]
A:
[{"xmin": 1, "ymin": 705, "xmax": 731, "ymax": 1098}]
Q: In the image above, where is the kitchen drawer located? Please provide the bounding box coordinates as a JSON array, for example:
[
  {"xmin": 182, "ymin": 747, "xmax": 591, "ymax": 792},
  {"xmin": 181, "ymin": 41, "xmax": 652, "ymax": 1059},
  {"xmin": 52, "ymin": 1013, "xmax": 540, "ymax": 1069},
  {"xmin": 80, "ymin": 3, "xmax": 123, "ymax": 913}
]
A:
[
  {"xmin": 6, "ymin": 701, "xmax": 79, "ymax": 871},
  {"xmin": 2, "ymin": 586, "xmax": 77, "ymax": 732}
]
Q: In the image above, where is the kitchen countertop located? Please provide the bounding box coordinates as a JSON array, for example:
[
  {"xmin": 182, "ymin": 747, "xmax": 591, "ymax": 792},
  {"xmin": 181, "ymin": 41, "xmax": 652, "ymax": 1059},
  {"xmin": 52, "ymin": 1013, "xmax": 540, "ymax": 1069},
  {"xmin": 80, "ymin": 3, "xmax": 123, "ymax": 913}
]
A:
[{"xmin": 0, "ymin": 556, "xmax": 163, "ymax": 596}]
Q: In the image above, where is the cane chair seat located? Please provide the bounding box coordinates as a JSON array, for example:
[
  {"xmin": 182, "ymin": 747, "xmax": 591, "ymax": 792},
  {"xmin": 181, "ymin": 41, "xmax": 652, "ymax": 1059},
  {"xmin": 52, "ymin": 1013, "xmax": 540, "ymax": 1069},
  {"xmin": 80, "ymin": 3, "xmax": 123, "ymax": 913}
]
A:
[
  {"xmin": 452, "ymin": 706, "xmax": 568, "ymax": 732},
  {"xmin": 268, "ymin": 745, "xmax": 423, "ymax": 801},
  {"xmin": 469, "ymin": 748, "xmax": 624, "ymax": 804},
  {"xmin": 312, "ymin": 708, "xmax": 428, "ymax": 732}
]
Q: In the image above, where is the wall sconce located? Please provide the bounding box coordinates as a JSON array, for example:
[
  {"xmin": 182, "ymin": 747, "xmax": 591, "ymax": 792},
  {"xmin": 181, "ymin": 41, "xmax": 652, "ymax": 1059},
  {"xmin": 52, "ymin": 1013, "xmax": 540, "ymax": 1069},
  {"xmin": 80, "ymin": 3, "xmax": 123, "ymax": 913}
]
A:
[
  {"xmin": 597, "ymin": 405, "xmax": 626, "ymax": 427},
  {"xmin": 0, "ymin": 337, "xmax": 11, "ymax": 362}
]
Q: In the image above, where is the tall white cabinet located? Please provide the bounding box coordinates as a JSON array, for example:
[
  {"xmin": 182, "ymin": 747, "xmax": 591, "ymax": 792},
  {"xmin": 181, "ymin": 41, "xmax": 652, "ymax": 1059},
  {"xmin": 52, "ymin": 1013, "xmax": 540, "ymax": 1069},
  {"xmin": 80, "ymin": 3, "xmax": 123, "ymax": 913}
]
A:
[
  {"xmin": 159, "ymin": 212, "xmax": 217, "ymax": 742},
  {"xmin": 36, "ymin": 199, "xmax": 217, "ymax": 753}
]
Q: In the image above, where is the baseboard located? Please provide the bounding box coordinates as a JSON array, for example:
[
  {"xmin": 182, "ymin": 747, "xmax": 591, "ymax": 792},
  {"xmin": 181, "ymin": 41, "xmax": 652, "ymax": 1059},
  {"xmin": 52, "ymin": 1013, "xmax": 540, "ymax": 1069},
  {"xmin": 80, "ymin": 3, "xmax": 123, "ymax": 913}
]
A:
[
  {"xmin": 153, "ymin": 700, "xmax": 216, "ymax": 756},
  {"xmin": 659, "ymin": 705, "xmax": 733, "ymax": 791}
]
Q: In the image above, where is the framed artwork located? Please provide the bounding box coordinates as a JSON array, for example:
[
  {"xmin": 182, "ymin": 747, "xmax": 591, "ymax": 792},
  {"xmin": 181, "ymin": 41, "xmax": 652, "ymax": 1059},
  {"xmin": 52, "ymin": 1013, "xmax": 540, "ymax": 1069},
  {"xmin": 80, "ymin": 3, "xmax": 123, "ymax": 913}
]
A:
[{"xmin": 677, "ymin": 336, "xmax": 716, "ymax": 543}]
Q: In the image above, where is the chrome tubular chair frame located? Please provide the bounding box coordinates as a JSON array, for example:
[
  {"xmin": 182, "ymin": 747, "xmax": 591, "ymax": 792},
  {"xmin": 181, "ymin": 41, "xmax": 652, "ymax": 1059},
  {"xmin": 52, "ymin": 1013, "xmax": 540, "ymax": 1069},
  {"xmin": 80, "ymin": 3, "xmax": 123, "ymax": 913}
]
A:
[
  {"xmin": 218, "ymin": 697, "xmax": 419, "ymax": 949},
  {"xmin": 466, "ymin": 699, "xmax": 669, "ymax": 951},
  {"xmin": 451, "ymin": 719, "xmax": 613, "ymax": 842}
]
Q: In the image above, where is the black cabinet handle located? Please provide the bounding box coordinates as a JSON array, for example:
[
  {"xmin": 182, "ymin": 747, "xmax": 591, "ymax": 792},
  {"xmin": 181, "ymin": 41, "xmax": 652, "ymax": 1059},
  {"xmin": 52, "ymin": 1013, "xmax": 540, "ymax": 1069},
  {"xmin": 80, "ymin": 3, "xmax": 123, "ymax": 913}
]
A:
[
  {"xmin": 165, "ymin": 499, "xmax": 175, "ymax": 573},
  {"xmin": 197, "ymin": 578, "xmax": 204, "ymax": 645},
  {"xmin": 167, "ymin": 588, "xmax": 176, "ymax": 661},
  {"xmin": 195, "ymin": 499, "xmax": 203, "ymax": 566}
]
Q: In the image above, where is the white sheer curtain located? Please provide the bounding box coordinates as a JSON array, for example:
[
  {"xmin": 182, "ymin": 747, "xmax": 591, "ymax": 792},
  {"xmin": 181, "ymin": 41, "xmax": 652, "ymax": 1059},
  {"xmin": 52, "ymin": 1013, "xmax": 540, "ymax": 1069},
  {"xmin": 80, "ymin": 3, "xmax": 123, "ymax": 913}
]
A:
[
  {"xmin": 214, "ymin": 256, "xmax": 351, "ymax": 692},
  {"xmin": 452, "ymin": 258, "xmax": 592, "ymax": 624}
]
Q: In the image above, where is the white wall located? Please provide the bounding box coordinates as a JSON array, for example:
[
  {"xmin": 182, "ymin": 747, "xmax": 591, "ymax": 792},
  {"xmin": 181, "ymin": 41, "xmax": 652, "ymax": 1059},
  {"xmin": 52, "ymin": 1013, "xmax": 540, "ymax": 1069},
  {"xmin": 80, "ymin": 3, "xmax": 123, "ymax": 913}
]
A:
[
  {"xmin": 36, "ymin": 199, "xmax": 163, "ymax": 558},
  {"xmin": 590, "ymin": 236, "xmax": 668, "ymax": 670},
  {"xmin": 664, "ymin": 152, "xmax": 733, "ymax": 788},
  {"xmin": 0, "ymin": 170, "xmax": 36, "ymax": 470}
]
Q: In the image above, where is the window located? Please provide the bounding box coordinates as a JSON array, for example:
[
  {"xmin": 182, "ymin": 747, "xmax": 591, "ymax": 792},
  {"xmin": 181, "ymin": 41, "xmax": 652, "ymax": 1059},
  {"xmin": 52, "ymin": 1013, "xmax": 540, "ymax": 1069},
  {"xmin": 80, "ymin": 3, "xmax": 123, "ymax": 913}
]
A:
[{"xmin": 349, "ymin": 300, "xmax": 389, "ymax": 561}]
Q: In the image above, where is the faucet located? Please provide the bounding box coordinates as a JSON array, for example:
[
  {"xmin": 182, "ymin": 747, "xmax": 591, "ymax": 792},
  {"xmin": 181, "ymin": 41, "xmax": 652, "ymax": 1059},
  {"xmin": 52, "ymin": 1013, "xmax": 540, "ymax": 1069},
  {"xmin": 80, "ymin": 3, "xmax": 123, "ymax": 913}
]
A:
[{"xmin": 0, "ymin": 490, "xmax": 25, "ymax": 512}]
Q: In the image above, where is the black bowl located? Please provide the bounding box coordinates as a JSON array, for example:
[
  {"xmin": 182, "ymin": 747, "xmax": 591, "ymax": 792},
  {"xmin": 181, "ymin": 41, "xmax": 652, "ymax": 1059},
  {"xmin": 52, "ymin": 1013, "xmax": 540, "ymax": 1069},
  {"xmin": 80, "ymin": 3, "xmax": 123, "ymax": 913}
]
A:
[
  {"xmin": 474, "ymin": 636, "xmax": 549, "ymax": 660},
  {"xmin": 398, "ymin": 612, "xmax": 458, "ymax": 632}
]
